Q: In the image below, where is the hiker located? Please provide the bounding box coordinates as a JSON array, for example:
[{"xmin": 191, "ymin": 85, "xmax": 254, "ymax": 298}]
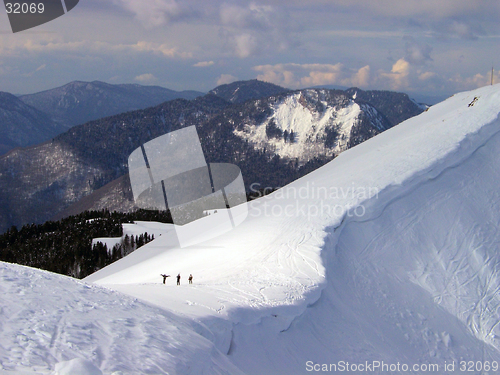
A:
[
  {"xmin": 188, "ymin": 274, "xmax": 193, "ymax": 284},
  {"xmin": 160, "ymin": 274, "xmax": 170, "ymax": 284},
  {"xmin": 176, "ymin": 273, "xmax": 181, "ymax": 285}
]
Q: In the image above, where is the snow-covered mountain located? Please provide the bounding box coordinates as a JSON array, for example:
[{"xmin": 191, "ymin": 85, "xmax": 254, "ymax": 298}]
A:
[
  {"xmin": 0, "ymin": 85, "xmax": 421, "ymax": 233},
  {"xmin": 232, "ymin": 89, "xmax": 390, "ymax": 163},
  {"xmin": 57, "ymin": 87, "xmax": 416, "ymax": 219},
  {"xmin": 2, "ymin": 84, "xmax": 500, "ymax": 374}
]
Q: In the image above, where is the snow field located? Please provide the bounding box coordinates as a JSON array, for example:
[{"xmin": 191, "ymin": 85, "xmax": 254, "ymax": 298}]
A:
[
  {"xmin": 2, "ymin": 85, "xmax": 500, "ymax": 374},
  {"xmin": 89, "ymin": 85, "xmax": 500, "ymax": 373},
  {"xmin": 0, "ymin": 262, "xmax": 243, "ymax": 374}
]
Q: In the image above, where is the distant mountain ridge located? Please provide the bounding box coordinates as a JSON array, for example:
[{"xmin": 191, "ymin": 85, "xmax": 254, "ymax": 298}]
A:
[
  {"xmin": 19, "ymin": 80, "xmax": 204, "ymax": 128},
  {"xmin": 0, "ymin": 81, "xmax": 205, "ymax": 156},
  {"xmin": 0, "ymin": 92, "xmax": 65, "ymax": 155},
  {"xmin": 0, "ymin": 81, "xmax": 424, "ymax": 233},
  {"xmin": 209, "ymin": 79, "xmax": 289, "ymax": 103}
]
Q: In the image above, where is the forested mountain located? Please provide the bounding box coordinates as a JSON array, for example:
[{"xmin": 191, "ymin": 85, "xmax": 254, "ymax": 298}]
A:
[
  {"xmin": 209, "ymin": 79, "xmax": 289, "ymax": 103},
  {"xmin": 0, "ymin": 81, "xmax": 204, "ymax": 155},
  {"xmin": 0, "ymin": 94, "xmax": 229, "ymax": 234},
  {"xmin": 345, "ymin": 87, "xmax": 425, "ymax": 126},
  {"xmin": 0, "ymin": 82, "xmax": 424, "ymax": 233}
]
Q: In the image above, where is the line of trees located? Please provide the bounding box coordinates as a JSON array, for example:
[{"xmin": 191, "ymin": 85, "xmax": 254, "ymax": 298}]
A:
[
  {"xmin": 103, "ymin": 232, "xmax": 155, "ymax": 262},
  {"xmin": 0, "ymin": 209, "xmax": 172, "ymax": 279}
]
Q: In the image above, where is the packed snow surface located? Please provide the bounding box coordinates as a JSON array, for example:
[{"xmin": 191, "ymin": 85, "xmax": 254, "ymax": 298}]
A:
[
  {"xmin": 0, "ymin": 262, "xmax": 241, "ymax": 374},
  {"xmin": 2, "ymin": 85, "xmax": 500, "ymax": 374}
]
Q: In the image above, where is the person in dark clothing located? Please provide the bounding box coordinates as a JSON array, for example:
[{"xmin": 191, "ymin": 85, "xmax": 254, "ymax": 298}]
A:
[
  {"xmin": 188, "ymin": 274, "xmax": 193, "ymax": 284},
  {"xmin": 161, "ymin": 274, "xmax": 170, "ymax": 284},
  {"xmin": 176, "ymin": 273, "xmax": 181, "ymax": 285}
]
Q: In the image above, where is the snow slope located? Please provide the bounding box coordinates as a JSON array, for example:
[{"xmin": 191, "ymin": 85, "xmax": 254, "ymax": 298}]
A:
[
  {"xmin": 3, "ymin": 85, "xmax": 500, "ymax": 374},
  {"xmin": 0, "ymin": 262, "xmax": 243, "ymax": 374}
]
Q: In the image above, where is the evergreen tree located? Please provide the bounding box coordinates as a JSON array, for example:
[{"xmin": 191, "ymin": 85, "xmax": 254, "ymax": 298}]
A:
[{"xmin": 123, "ymin": 234, "xmax": 130, "ymax": 253}]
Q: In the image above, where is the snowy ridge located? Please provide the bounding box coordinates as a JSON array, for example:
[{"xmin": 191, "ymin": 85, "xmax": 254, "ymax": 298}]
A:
[{"xmin": 3, "ymin": 85, "xmax": 500, "ymax": 374}]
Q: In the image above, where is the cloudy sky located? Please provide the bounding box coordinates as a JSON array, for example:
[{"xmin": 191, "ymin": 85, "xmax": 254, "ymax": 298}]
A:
[{"xmin": 1, "ymin": 0, "xmax": 499, "ymax": 100}]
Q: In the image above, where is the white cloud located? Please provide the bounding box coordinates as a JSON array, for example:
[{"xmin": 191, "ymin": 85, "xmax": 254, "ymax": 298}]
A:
[
  {"xmin": 134, "ymin": 73, "xmax": 157, "ymax": 83},
  {"xmin": 391, "ymin": 59, "xmax": 410, "ymax": 75},
  {"xmin": 280, "ymin": 0, "xmax": 494, "ymax": 41},
  {"xmin": 22, "ymin": 39, "xmax": 87, "ymax": 53},
  {"xmin": 449, "ymin": 69, "xmax": 500, "ymax": 89},
  {"xmin": 303, "ymin": 0, "xmax": 498, "ymax": 21},
  {"xmin": 419, "ymin": 71, "xmax": 436, "ymax": 81},
  {"xmin": 219, "ymin": 2, "xmax": 296, "ymax": 58},
  {"xmin": 193, "ymin": 61, "xmax": 214, "ymax": 67},
  {"xmin": 126, "ymin": 41, "xmax": 192, "ymax": 58},
  {"xmin": 254, "ymin": 63, "xmax": 373, "ymax": 89},
  {"xmin": 216, "ymin": 74, "xmax": 238, "ymax": 86},
  {"xmin": 220, "ymin": 2, "xmax": 274, "ymax": 30},
  {"xmin": 351, "ymin": 65, "xmax": 371, "ymax": 87},
  {"xmin": 299, "ymin": 64, "xmax": 345, "ymax": 87},
  {"xmin": 8, "ymin": 39, "xmax": 192, "ymax": 59},
  {"xmin": 379, "ymin": 59, "xmax": 411, "ymax": 90},
  {"xmin": 404, "ymin": 36, "xmax": 432, "ymax": 65},
  {"xmin": 113, "ymin": 0, "xmax": 196, "ymax": 27},
  {"xmin": 431, "ymin": 19, "xmax": 485, "ymax": 40},
  {"xmin": 233, "ymin": 34, "xmax": 258, "ymax": 58},
  {"xmin": 1, "ymin": 0, "xmax": 497, "ymax": 97}
]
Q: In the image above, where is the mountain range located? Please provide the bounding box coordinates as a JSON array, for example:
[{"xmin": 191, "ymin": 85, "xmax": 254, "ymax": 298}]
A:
[
  {"xmin": 0, "ymin": 80, "xmax": 424, "ymax": 233},
  {"xmin": 0, "ymin": 81, "xmax": 204, "ymax": 155}
]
